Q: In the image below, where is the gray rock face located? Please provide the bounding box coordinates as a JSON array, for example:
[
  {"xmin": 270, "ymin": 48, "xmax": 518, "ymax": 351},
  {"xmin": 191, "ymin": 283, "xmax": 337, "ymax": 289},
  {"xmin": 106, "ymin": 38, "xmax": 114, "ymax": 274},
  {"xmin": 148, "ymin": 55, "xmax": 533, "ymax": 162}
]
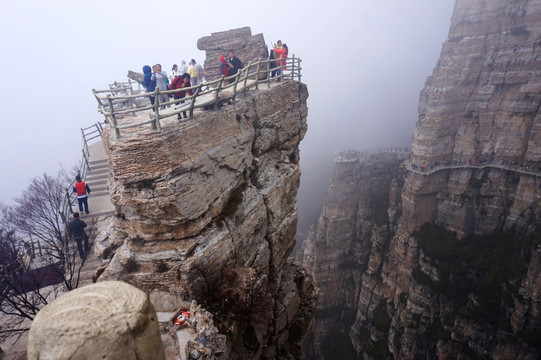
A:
[
  {"xmin": 27, "ymin": 281, "xmax": 165, "ymax": 360},
  {"xmin": 299, "ymin": 1, "xmax": 541, "ymax": 359},
  {"xmin": 411, "ymin": 0, "xmax": 541, "ymax": 167},
  {"xmin": 297, "ymin": 153, "xmax": 403, "ymax": 357}
]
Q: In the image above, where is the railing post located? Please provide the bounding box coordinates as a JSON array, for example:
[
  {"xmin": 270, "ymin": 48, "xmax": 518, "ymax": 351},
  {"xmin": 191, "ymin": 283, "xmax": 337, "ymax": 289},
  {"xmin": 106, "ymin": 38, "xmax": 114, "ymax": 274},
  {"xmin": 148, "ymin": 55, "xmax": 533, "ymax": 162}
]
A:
[
  {"xmin": 107, "ymin": 96, "xmax": 121, "ymax": 138},
  {"xmin": 189, "ymin": 86, "xmax": 201, "ymax": 119},
  {"xmin": 94, "ymin": 89, "xmax": 110, "ymax": 123},
  {"xmin": 214, "ymin": 76, "xmax": 224, "ymax": 110},
  {"xmin": 255, "ymin": 59, "xmax": 261, "ymax": 90},
  {"xmin": 291, "ymin": 55, "xmax": 295, "ymax": 81},
  {"xmin": 232, "ymin": 71, "xmax": 240, "ymax": 103},
  {"xmin": 280, "ymin": 57, "xmax": 284, "ymax": 82},
  {"xmin": 82, "ymin": 148, "xmax": 90, "ymax": 174},
  {"xmin": 243, "ymin": 61, "xmax": 251, "ymax": 93},
  {"xmin": 81, "ymin": 127, "xmax": 89, "ymax": 157},
  {"xmin": 66, "ymin": 189, "xmax": 73, "ymax": 216},
  {"xmin": 297, "ymin": 57, "xmax": 302, "ymax": 82},
  {"xmin": 153, "ymin": 87, "xmax": 161, "ymax": 131},
  {"xmin": 267, "ymin": 57, "xmax": 271, "ymax": 89}
]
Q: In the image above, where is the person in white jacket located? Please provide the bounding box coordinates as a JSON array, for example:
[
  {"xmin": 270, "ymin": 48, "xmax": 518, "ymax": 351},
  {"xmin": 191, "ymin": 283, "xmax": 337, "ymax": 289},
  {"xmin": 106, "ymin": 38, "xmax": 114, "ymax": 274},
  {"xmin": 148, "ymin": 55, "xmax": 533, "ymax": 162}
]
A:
[
  {"xmin": 170, "ymin": 64, "xmax": 180, "ymax": 82},
  {"xmin": 151, "ymin": 64, "xmax": 169, "ymax": 105},
  {"xmin": 179, "ymin": 60, "xmax": 188, "ymax": 75}
]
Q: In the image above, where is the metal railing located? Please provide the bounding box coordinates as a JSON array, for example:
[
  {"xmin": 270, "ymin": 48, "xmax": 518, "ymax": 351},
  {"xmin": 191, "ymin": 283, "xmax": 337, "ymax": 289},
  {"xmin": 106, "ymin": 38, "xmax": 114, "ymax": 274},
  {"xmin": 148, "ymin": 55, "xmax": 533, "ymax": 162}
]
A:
[
  {"xmin": 93, "ymin": 55, "xmax": 303, "ymax": 137},
  {"xmin": 93, "ymin": 80, "xmax": 143, "ymax": 115},
  {"xmin": 407, "ymin": 159, "xmax": 541, "ymax": 177},
  {"xmin": 61, "ymin": 122, "xmax": 105, "ymax": 229}
]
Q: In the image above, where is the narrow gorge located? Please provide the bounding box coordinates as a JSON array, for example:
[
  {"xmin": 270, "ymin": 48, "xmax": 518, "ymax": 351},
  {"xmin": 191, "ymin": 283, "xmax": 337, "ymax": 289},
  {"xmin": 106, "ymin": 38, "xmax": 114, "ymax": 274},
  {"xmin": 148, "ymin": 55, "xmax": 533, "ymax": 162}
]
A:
[{"xmin": 298, "ymin": 0, "xmax": 541, "ymax": 358}]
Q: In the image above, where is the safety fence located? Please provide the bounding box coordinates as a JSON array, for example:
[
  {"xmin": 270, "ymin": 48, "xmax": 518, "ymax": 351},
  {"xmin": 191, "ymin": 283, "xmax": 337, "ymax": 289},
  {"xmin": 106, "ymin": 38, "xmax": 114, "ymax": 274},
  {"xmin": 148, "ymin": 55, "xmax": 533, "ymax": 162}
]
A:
[
  {"xmin": 406, "ymin": 159, "xmax": 541, "ymax": 178},
  {"xmin": 93, "ymin": 80, "xmax": 145, "ymax": 116},
  {"xmin": 93, "ymin": 55, "xmax": 302, "ymax": 137},
  {"xmin": 60, "ymin": 122, "xmax": 104, "ymax": 226}
]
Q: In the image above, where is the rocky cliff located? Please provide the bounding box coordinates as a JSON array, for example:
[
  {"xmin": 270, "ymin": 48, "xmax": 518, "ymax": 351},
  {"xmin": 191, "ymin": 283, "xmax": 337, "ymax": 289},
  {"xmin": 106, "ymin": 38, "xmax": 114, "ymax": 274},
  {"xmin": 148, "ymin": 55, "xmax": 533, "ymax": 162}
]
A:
[
  {"xmin": 197, "ymin": 27, "xmax": 268, "ymax": 83},
  {"xmin": 94, "ymin": 63, "xmax": 316, "ymax": 357},
  {"xmin": 299, "ymin": 0, "xmax": 541, "ymax": 359}
]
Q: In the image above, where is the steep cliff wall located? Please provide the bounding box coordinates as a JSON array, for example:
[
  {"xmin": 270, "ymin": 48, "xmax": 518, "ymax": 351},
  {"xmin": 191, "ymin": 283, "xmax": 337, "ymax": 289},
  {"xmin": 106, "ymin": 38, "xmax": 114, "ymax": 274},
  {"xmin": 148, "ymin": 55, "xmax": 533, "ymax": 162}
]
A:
[
  {"xmin": 406, "ymin": 0, "xmax": 541, "ymax": 236},
  {"xmin": 297, "ymin": 153, "xmax": 404, "ymax": 358},
  {"xmin": 300, "ymin": 0, "xmax": 541, "ymax": 359},
  {"xmin": 95, "ymin": 79, "xmax": 316, "ymax": 359}
]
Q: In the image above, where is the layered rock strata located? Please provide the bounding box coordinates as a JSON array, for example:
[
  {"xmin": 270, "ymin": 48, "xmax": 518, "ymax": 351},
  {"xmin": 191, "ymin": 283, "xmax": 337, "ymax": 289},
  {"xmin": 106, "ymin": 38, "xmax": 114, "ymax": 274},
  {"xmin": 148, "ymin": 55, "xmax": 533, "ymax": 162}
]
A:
[
  {"xmin": 96, "ymin": 79, "xmax": 316, "ymax": 359},
  {"xmin": 197, "ymin": 27, "xmax": 268, "ymax": 83},
  {"xmin": 300, "ymin": 0, "xmax": 541, "ymax": 359}
]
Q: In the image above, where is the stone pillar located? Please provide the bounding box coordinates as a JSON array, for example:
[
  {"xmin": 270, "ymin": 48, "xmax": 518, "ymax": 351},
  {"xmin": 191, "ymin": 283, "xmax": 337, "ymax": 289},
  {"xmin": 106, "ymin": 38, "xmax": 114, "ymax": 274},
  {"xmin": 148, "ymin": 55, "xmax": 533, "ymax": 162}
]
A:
[{"xmin": 27, "ymin": 281, "xmax": 165, "ymax": 360}]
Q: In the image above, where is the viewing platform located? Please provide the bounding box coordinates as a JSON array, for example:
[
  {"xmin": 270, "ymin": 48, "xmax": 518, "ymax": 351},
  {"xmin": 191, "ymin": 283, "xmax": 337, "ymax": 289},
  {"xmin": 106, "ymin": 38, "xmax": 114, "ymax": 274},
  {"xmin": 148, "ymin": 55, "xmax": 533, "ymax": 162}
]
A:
[{"xmin": 93, "ymin": 56, "xmax": 302, "ymax": 138}]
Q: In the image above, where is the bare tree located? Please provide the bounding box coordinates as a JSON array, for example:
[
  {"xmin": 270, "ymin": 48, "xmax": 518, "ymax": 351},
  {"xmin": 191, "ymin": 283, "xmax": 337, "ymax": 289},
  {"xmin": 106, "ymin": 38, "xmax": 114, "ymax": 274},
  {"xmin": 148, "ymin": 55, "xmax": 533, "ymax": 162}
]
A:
[
  {"xmin": 7, "ymin": 172, "xmax": 86, "ymax": 290},
  {"xmin": 0, "ymin": 228, "xmax": 55, "ymax": 340},
  {"xmin": 0, "ymin": 171, "xmax": 88, "ymax": 341}
]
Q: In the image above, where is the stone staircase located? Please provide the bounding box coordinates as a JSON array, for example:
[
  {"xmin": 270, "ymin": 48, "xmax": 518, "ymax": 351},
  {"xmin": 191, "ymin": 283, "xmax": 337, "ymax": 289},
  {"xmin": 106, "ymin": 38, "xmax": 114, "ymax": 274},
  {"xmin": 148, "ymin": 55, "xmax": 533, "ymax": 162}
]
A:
[{"xmin": 75, "ymin": 141, "xmax": 114, "ymax": 286}]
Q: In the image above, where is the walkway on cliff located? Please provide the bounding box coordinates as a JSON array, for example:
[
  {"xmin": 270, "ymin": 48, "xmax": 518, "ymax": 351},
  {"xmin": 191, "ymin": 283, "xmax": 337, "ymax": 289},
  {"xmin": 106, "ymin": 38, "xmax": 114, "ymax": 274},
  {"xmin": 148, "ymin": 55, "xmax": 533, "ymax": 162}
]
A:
[
  {"xmin": 79, "ymin": 140, "xmax": 114, "ymax": 286},
  {"xmin": 405, "ymin": 160, "xmax": 541, "ymax": 177},
  {"xmin": 332, "ymin": 149, "xmax": 541, "ymax": 178},
  {"xmin": 76, "ymin": 140, "xmax": 114, "ymax": 285}
]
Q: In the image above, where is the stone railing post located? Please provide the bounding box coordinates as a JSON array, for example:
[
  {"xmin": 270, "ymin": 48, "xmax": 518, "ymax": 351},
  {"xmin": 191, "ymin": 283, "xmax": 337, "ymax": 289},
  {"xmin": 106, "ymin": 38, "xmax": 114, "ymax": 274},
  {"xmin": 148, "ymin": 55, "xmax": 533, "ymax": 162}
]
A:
[{"xmin": 28, "ymin": 281, "xmax": 165, "ymax": 360}]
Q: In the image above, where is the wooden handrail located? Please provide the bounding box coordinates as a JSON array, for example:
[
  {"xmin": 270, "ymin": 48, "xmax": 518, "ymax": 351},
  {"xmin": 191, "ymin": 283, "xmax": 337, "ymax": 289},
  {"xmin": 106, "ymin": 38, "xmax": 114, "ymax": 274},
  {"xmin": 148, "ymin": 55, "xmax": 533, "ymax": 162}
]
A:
[{"xmin": 93, "ymin": 56, "xmax": 303, "ymax": 137}]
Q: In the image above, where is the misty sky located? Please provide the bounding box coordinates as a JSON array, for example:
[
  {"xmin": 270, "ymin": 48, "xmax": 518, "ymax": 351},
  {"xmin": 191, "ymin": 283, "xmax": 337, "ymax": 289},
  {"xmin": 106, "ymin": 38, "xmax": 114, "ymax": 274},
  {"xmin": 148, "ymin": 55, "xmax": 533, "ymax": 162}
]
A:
[{"xmin": 0, "ymin": 0, "xmax": 455, "ymax": 205}]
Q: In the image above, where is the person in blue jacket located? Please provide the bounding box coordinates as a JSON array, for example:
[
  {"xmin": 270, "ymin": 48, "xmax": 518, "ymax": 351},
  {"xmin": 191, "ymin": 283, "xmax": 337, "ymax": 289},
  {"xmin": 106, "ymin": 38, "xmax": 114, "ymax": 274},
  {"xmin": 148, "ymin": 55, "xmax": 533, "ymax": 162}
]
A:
[{"xmin": 141, "ymin": 65, "xmax": 157, "ymax": 105}]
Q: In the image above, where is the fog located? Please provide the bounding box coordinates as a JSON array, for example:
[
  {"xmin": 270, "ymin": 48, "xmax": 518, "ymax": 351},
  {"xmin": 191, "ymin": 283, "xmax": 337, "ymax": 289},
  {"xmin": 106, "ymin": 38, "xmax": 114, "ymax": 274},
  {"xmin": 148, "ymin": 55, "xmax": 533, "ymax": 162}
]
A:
[{"xmin": 0, "ymin": 0, "xmax": 455, "ymax": 233}]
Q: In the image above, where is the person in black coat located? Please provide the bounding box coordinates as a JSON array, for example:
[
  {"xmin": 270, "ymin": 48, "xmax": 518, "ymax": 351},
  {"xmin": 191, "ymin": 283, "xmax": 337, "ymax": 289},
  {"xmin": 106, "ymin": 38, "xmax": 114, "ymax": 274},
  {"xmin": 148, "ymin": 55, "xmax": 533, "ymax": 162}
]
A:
[
  {"xmin": 69, "ymin": 212, "xmax": 89, "ymax": 259},
  {"xmin": 269, "ymin": 48, "xmax": 277, "ymax": 79},
  {"xmin": 227, "ymin": 50, "xmax": 243, "ymax": 78}
]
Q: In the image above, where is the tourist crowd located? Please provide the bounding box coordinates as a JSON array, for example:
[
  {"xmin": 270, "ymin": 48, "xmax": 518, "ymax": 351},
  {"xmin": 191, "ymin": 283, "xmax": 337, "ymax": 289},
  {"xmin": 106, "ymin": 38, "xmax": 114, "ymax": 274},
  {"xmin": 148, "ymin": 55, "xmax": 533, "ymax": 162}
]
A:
[{"xmin": 139, "ymin": 39, "xmax": 290, "ymax": 118}]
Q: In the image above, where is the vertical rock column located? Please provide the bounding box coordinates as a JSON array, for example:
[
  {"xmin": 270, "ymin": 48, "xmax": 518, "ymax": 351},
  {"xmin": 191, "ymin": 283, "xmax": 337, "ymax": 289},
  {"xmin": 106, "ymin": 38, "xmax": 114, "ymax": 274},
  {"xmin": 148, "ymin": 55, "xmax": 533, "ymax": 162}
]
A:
[{"xmin": 27, "ymin": 281, "xmax": 165, "ymax": 360}]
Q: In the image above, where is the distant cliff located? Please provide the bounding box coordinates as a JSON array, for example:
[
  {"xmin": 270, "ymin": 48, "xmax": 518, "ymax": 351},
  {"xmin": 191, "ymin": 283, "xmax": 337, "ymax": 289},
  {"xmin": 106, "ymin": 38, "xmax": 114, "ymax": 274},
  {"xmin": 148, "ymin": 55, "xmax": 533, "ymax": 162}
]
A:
[
  {"xmin": 299, "ymin": 0, "xmax": 541, "ymax": 358},
  {"xmin": 94, "ymin": 28, "xmax": 315, "ymax": 358}
]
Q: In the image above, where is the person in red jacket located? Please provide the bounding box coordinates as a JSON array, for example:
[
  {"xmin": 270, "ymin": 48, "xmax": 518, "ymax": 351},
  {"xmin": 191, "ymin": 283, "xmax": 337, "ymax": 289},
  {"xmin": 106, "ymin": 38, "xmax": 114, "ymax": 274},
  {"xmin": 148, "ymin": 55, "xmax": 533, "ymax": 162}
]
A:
[
  {"xmin": 171, "ymin": 73, "xmax": 194, "ymax": 119},
  {"xmin": 73, "ymin": 175, "xmax": 91, "ymax": 214},
  {"xmin": 273, "ymin": 40, "xmax": 287, "ymax": 82},
  {"xmin": 219, "ymin": 54, "xmax": 230, "ymax": 83}
]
